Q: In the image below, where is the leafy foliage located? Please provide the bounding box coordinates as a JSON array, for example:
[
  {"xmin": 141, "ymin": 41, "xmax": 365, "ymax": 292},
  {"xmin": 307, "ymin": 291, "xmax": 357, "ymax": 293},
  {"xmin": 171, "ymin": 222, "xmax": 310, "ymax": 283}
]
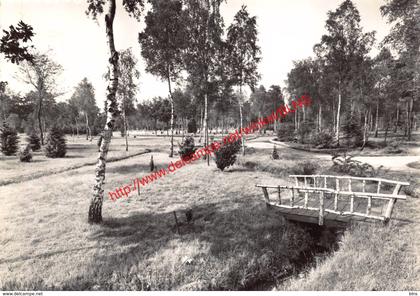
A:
[
  {"xmin": 0, "ymin": 121, "xmax": 19, "ymax": 156},
  {"xmin": 0, "ymin": 21, "xmax": 34, "ymax": 64},
  {"xmin": 290, "ymin": 160, "xmax": 319, "ymax": 176},
  {"xmin": 225, "ymin": 5, "xmax": 261, "ymax": 91},
  {"xmin": 178, "ymin": 135, "xmax": 196, "ymax": 161},
  {"xmin": 45, "ymin": 126, "xmax": 66, "ymax": 158},
  {"xmin": 342, "ymin": 115, "xmax": 363, "ymax": 147},
  {"xmin": 187, "ymin": 118, "xmax": 197, "ymax": 134},
  {"xmin": 295, "ymin": 122, "xmax": 312, "ymax": 144},
  {"xmin": 330, "ymin": 154, "xmax": 385, "ymax": 177},
  {"xmin": 19, "ymin": 144, "xmax": 33, "ymax": 162},
  {"xmin": 214, "ymin": 140, "xmax": 241, "ymax": 171},
  {"xmin": 276, "ymin": 123, "xmax": 295, "ymax": 142},
  {"xmin": 311, "ymin": 130, "xmax": 334, "ymax": 148},
  {"xmin": 384, "ymin": 140, "xmax": 404, "ymax": 154}
]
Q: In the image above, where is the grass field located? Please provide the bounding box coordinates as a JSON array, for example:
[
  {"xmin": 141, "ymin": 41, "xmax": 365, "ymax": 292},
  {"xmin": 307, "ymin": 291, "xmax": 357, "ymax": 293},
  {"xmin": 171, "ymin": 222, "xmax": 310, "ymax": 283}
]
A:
[{"xmin": 0, "ymin": 134, "xmax": 418, "ymax": 290}]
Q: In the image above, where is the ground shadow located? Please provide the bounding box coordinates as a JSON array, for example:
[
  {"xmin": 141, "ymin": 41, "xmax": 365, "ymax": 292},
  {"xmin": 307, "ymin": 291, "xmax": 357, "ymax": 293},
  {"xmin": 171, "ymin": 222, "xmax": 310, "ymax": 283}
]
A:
[{"xmin": 79, "ymin": 200, "xmax": 341, "ymax": 291}]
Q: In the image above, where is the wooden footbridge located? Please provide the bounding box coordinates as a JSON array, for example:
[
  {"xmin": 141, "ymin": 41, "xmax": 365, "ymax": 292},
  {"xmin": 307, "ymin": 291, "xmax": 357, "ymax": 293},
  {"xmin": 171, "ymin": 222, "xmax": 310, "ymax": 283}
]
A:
[{"xmin": 256, "ymin": 175, "xmax": 410, "ymax": 227}]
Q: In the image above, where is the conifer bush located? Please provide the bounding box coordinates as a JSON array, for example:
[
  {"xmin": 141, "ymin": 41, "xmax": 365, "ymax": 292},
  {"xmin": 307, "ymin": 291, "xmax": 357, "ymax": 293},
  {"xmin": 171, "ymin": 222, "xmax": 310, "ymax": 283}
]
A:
[
  {"xmin": 19, "ymin": 144, "xmax": 33, "ymax": 162},
  {"xmin": 27, "ymin": 132, "xmax": 41, "ymax": 151},
  {"xmin": 214, "ymin": 140, "xmax": 241, "ymax": 171},
  {"xmin": 187, "ymin": 118, "xmax": 197, "ymax": 134},
  {"xmin": 149, "ymin": 155, "xmax": 155, "ymax": 172},
  {"xmin": 272, "ymin": 145, "xmax": 279, "ymax": 159},
  {"xmin": 1, "ymin": 121, "xmax": 19, "ymax": 156},
  {"xmin": 179, "ymin": 135, "xmax": 196, "ymax": 160},
  {"xmin": 45, "ymin": 126, "xmax": 67, "ymax": 158}
]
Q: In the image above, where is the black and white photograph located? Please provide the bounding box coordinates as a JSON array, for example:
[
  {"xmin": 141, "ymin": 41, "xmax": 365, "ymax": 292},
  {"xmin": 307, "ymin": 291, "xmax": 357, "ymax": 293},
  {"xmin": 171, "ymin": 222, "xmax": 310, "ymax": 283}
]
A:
[{"xmin": 0, "ymin": 0, "xmax": 419, "ymax": 293}]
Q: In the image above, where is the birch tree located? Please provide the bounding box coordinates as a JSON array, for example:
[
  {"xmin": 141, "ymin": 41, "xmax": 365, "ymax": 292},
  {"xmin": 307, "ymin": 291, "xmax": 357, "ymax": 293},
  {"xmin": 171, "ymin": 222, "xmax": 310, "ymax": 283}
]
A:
[
  {"xmin": 184, "ymin": 0, "xmax": 224, "ymax": 165},
  {"xmin": 20, "ymin": 52, "xmax": 63, "ymax": 145},
  {"xmin": 86, "ymin": 0, "xmax": 144, "ymax": 223},
  {"xmin": 69, "ymin": 78, "xmax": 98, "ymax": 140},
  {"xmin": 226, "ymin": 5, "xmax": 261, "ymax": 155},
  {"xmin": 381, "ymin": 0, "xmax": 420, "ymax": 141},
  {"xmin": 105, "ymin": 48, "xmax": 139, "ymax": 151},
  {"xmin": 138, "ymin": 0, "xmax": 187, "ymax": 157},
  {"xmin": 314, "ymin": 0, "xmax": 374, "ymax": 146}
]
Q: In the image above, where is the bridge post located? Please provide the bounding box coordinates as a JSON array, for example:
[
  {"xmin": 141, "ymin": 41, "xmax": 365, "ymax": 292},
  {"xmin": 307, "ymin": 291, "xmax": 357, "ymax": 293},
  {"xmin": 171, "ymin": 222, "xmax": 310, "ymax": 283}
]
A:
[
  {"xmin": 384, "ymin": 184, "xmax": 402, "ymax": 224},
  {"xmin": 262, "ymin": 187, "xmax": 270, "ymax": 209},
  {"xmin": 319, "ymin": 191, "xmax": 325, "ymax": 226}
]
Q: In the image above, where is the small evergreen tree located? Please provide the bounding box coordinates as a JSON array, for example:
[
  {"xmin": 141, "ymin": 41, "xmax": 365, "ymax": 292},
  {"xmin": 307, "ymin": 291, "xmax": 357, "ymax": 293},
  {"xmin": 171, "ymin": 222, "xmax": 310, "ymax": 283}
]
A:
[
  {"xmin": 1, "ymin": 121, "xmax": 19, "ymax": 156},
  {"xmin": 187, "ymin": 119, "xmax": 197, "ymax": 134},
  {"xmin": 27, "ymin": 132, "xmax": 41, "ymax": 151},
  {"xmin": 19, "ymin": 144, "xmax": 33, "ymax": 162},
  {"xmin": 214, "ymin": 140, "xmax": 241, "ymax": 171},
  {"xmin": 45, "ymin": 126, "xmax": 67, "ymax": 158},
  {"xmin": 149, "ymin": 155, "xmax": 155, "ymax": 172},
  {"xmin": 179, "ymin": 135, "xmax": 196, "ymax": 160},
  {"xmin": 272, "ymin": 145, "xmax": 279, "ymax": 159}
]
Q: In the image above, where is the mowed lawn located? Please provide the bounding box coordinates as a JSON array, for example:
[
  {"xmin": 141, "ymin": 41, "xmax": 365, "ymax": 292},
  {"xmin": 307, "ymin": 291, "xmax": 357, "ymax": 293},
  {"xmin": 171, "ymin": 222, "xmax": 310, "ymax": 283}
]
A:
[
  {"xmin": 0, "ymin": 135, "xmax": 418, "ymax": 290},
  {"xmin": 0, "ymin": 135, "xmax": 165, "ymax": 186},
  {"xmin": 0, "ymin": 136, "xmax": 322, "ymax": 290}
]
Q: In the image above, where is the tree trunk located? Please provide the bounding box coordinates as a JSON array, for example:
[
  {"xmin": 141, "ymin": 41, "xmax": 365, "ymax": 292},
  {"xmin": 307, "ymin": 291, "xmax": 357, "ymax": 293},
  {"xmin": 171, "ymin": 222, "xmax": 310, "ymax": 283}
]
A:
[
  {"xmin": 199, "ymin": 106, "xmax": 203, "ymax": 144},
  {"xmin": 37, "ymin": 91, "xmax": 44, "ymax": 145},
  {"xmin": 374, "ymin": 98, "xmax": 379, "ymax": 138},
  {"xmin": 239, "ymin": 85, "xmax": 245, "ymax": 156},
  {"xmin": 123, "ymin": 108, "xmax": 128, "ymax": 151},
  {"xmin": 85, "ymin": 112, "xmax": 91, "ymax": 140},
  {"xmin": 405, "ymin": 100, "xmax": 409, "ymax": 138},
  {"xmin": 75, "ymin": 118, "xmax": 79, "ymax": 137},
  {"xmin": 408, "ymin": 97, "xmax": 414, "ymax": 141},
  {"xmin": 394, "ymin": 103, "xmax": 399, "ymax": 133},
  {"xmin": 318, "ymin": 105, "xmax": 322, "ymax": 132},
  {"xmin": 362, "ymin": 110, "xmax": 368, "ymax": 149},
  {"xmin": 336, "ymin": 80, "xmax": 342, "ymax": 145},
  {"xmin": 204, "ymin": 93, "xmax": 209, "ymax": 165},
  {"xmin": 167, "ymin": 75, "xmax": 174, "ymax": 158},
  {"xmin": 384, "ymin": 120, "xmax": 389, "ymax": 144},
  {"xmin": 89, "ymin": 0, "xmax": 119, "ymax": 224}
]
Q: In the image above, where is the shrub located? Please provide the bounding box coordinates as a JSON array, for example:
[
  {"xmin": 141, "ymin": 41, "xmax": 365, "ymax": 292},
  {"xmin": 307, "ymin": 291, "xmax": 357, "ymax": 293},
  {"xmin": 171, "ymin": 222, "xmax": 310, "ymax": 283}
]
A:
[
  {"xmin": 214, "ymin": 140, "xmax": 241, "ymax": 171},
  {"xmin": 272, "ymin": 145, "xmax": 279, "ymax": 159},
  {"xmin": 276, "ymin": 123, "xmax": 295, "ymax": 142},
  {"xmin": 19, "ymin": 144, "xmax": 33, "ymax": 162},
  {"xmin": 1, "ymin": 121, "xmax": 19, "ymax": 156},
  {"xmin": 330, "ymin": 154, "xmax": 380, "ymax": 177},
  {"xmin": 290, "ymin": 160, "xmax": 319, "ymax": 176},
  {"xmin": 149, "ymin": 155, "xmax": 155, "ymax": 171},
  {"xmin": 27, "ymin": 132, "xmax": 41, "ymax": 151},
  {"xmin": 342, "ymin": 115, "xmax": 363, "ymax": 147},
  {"xmin": 45, "ymin": 126, "xmax": 67, "ymax": 158},
  {"xmin": 384, "ymin": 140, "xmax": 404, "ymax": 154},
  {"xmin": 295, "ymin": 122, "xmax": 313, "ymax": 144},
  {"xmin": 178, "ymin": 135, "xmax": 196, "ymax": 161},
  {"xmin": 187, "ymin": 119, "xmax": 197, "ymax": 134},
  {"xmin": 311, "ymin": 130, "xmax": 334, "ymax": 148},
  {"xmin": 244, "ymin": 146, "xmax": 256, "ymax": 154}
]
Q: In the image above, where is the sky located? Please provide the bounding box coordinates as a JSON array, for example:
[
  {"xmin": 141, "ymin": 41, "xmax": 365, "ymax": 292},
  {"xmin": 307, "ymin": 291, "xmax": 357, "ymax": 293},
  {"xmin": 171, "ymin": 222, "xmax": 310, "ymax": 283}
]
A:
[{"xmin": 0, "ymin": 0, "xmax": 392, "ymax": 109}]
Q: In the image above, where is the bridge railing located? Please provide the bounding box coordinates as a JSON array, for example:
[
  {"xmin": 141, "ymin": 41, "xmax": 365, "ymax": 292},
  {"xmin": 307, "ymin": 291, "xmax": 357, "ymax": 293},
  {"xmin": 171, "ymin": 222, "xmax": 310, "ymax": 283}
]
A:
[{"xmin": 256, "ymin": 175, "xmax": 409, "ymax": 226}]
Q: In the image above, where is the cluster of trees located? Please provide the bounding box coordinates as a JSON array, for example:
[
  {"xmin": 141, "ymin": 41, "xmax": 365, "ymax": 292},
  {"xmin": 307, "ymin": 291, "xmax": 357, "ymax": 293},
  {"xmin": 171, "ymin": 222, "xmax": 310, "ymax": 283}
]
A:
[
  {"xmin": 1, "ymin": 0, "xmax": 418, "ymax": 223},
  {"xmin": 284, "ymin": 0, "xmax": 419, "ymax": 147}
]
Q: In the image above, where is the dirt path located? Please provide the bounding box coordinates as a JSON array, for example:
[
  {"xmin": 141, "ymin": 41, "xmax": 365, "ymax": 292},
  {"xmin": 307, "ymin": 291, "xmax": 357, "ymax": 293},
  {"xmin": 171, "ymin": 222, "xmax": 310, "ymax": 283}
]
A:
[{"xmin": 248, "ymin": 137, "xmax": 420, "ymax": 172}]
